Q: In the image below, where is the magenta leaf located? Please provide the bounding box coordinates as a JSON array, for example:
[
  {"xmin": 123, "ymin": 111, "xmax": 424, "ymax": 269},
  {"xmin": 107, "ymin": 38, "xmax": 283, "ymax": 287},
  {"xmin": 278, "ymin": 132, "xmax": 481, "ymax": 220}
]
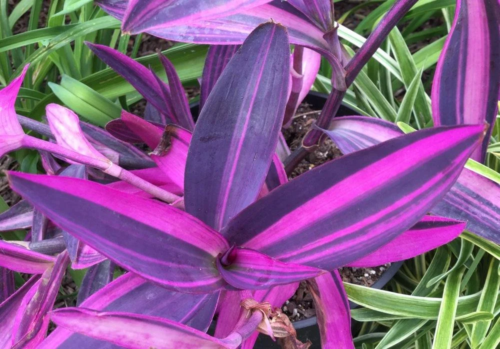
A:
[
  {"xmin": 224, "ymin": 125, "xmax": 484, "ymax": 270},
  {"xmin": 50, "ymin": 309, "xmax": 232, "ymax": 349},
  {"xmin": 200, "ymin": 45, "xmax": 240, "ymax": 110},
  {"xmin": 151, "ymin": 125, "xmax": 191, "ymax": 191},
  {"xmin": 0, "ymin": 200, "xmax": 33, "ymax": 232},
  {"xmin": 348, "ymin": 216, "xmax": 465, "ymax": 267},
  {"xmin": 121, "ymin": 0, "xmax": 271, "ymax": 34},
  {"xmin": 185, "ymin": 23, "xmax": 290, "ymax": 231},
  {"xmin": 0, "ymin": 276, "xmax": 40, "ymax": 348},
  {"xmin": 319, "ymin": 116, "xmax": 500, "ymax": 244},
  {"xmin": 0, "ymin": 240, "xmax": 55, "ymax": 274},
  {"xmin": 41, "ymin": 272, "xmax": 219, "ymax": 348},
  {"xmin": 121, "ymin": 110, "xmax": 163, "ymax": 149},
  {"xmin": 307, "ymin": 271, "xmax": 354, "ymax": 348},
  {"xmin": 217, "ymin": 247, "xmax": 322, "ymax": 290},
  {"xmin": 8, "ymin": 172, "xmax": 229, "ymax": 293},
  {"xmin": 432, "ymin": 0, "xmax": 500, "ymax": 162},
  {"xmin": 12, "ymin": 252, "xmax": 69, "ymax": 348}
]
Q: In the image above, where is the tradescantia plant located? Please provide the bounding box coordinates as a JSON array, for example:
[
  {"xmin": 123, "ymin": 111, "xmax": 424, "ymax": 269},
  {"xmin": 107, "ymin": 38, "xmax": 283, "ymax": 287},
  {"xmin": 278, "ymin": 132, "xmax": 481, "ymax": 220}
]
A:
[{"xmin": 0, "ymin": 1, "xmax": 499, "ymax": 349}]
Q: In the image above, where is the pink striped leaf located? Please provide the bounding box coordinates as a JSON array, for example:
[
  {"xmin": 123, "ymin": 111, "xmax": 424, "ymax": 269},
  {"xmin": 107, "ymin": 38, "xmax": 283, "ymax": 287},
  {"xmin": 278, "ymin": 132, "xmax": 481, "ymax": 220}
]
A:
[
  {"xmin": 217, "ymin": 247, "xmax": 322, "ymax": 290},
  {"xmin": 200, "ymin": 45, "xmax": 240, "ymax": 110},
  {"xmin": 121, "ymin": 110, "xmax": 163, "ymax": 149},
  {"xmin": 11, "ymin": 252, "xmax": 69, "ymax": 349},
  {"xmin": 0, "ymin": 200, "xmax": 33, "ymax": 232},
  {"xmin": 46, "ymin": 104, "xmax": 108, "ymax": 162},
  {"xmin": 348, "ymin": 216, "xmax": 466, "ymax": 267},
  {"xmin": 50, "ymin": 309, "xmax": 232, "ymax": 349},
  {"xmin": 0, "ymin": 276, "xmax": 40, "ymax": 348},
  {"xmin": 0, "ymin": 240, "xmax": 55, "ymax": 274},
  {"xmin": 8, "ymin": 172, "xmax": 229, "ymax": 293},
  {"xmin": 307, "ymin": 271, "xmax": 354, "ymax": 349},
  {"xmin": 41, "ymin": 272, "xmax": 219, "ymax": 348},
  {"xmin": 319, "ymin": 116, "xmax": 500, "ymax": 244},
  {"xmin": 287, "ymin": 0, "xmax": 335, "ymax": 32},
  {"xmin": 86, "ymin": 43, "xmax": 175, "ymax": 123},
  {"xmin": 223, "ymin": 125, "xmax": 484, "ymax": 270},
  {"xmin": 432, "ymin": 0, "xmax": 500, "ymax": 162},
  {"xmin": 151, "ymin": 125, "xmax": 191, "ymax": 190},
  {"xmin": 121, "ymin": 0, "xmax": 271, "ymax": 34},
  {"xmin": 184, "ymin": 23, "xmax": 290, "ymax": 231}
]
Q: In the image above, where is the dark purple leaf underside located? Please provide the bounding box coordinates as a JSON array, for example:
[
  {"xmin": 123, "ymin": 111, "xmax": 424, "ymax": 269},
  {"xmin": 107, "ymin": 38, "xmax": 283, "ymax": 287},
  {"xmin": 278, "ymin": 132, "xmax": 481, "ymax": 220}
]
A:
[
  {"xmin": 105, "ymin": 119, "xmax": 145, "ymax": 144},
  {"xmin": 0, "ymin": 276, "xmax": 40, "ymax": 348},
  {"xmin": 9, "ymin": 172, "xmax": 229, "ymax": 293},
  {"xmin": 432, "ymin": 0, "xmax": 500, "ymax": 162},
  {"xmin": 121, "ymin": 111, "xmax": 163, "ymax": 149},
  {"xmin": 0, "ymin": 268, "xmax": 15, "ymax": 303},
  {"xmin": 185, "ymin": 23, "xmax": 290, "ymax": 231},
  {"xmin": 264, "ymin": 154, "xmax": 288, "ymax": 193},
  {"xmin": 86, "ymin": 43, "xmax": 174, "ymax": 122},
  {"xmin": 144, "ymin": 102, "xmax": 166, "ymax": 125},
  {"xmin": 200, "ymin": 45, "xmax": 240, "ymax": 110},
  {"xmin": 41, "ymin": 273, "xmax": 219, "ymax": 348},
  {"xmin": 31, "ymin": 209, "xmax": 48, "ymax": 242},
  {"xmin": 320, "ymin": 116, "xmax": 500, "ymax": 244},
  {"xmin": 223, "ymin": 125, "xmax": 484, "ymax": 270},
  {"xmin": 95, "ymin": 0, "xmax": 127, "ymax": 19},
  {"xmin": 76, "ymin": 260, "xmax": 114, "ymax": 306},
  {"xmin": 0, "ymin": 200, "xmax": 33, "ymax": 232},
  {"xmin": 288, "ymin": 0, "xmax": 335, "ymax": 32},
  {"xmin": 308, "ymin": 271, "xmax": 354, "ymax": 349}
]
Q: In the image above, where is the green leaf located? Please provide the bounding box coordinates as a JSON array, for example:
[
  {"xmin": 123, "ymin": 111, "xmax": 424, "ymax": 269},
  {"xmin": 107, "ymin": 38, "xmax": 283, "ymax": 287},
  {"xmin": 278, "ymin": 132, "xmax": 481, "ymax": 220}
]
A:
[
  {"xmin": 478, "ymin": 317, "xmax": 500, "ymax": 349},
  {"xmin": 471, "ymin": 258, "xmax": 500, "ymax": 347},
  {"xmin": 54, "ymin": 0, "xmax": 93, "ymax": 16},
  {"xmin": 344, "ymin": 282, "xmax": 494, "ymax": 320},
  {"xmin": 49, "ymin": 75, "xmax": 121, "ymax": 126},
  {"xmin": 432, "ymin": 267, "xmax": 465, "ymax": 348},
  {"xmin": 396, "ymin": 69, "xmax": 423, "ymax": 124},
  {"xmin": 389, "ymin": 27, "xmax": 432, "ymax": 128},
  {"xmin": 458, "ymin": 311, "xmax": 494, "ymax": 324},
  {"xmin": 8, "ymin": 0, "xmax": 34, "ymax": 30},
  {"xmin": 427, "ymin": 239, "xmax": 473, "ymax": 287},
  {"xmin": 461, "ymin": 231, "xmax": 500, "ymax": 260}
]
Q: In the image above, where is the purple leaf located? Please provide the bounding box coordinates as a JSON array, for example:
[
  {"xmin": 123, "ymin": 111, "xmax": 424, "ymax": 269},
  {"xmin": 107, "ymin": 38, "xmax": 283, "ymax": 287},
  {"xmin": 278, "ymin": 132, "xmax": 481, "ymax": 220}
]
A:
[
  {"xmin": 46, "ymin": 104, "xmax": 108, "ymax": 162},
  {"xmin": 151, "ymin": 125, "xmax": 191, "ymax": 190},
  {"xmin": 307, "ymin": 271, "xmax": 354, "ymax": 349},
  {"xmin": 41, "ymin": 272, "xmax": 219, "ymax": 348},
  {"xmin": 185, "ymin": 23, "xmax": 290, "ymax": 231},
  {"xmin": 200, "ymin": 45, "xmax": 240, "ymax": 110},
  {"xmin": 77, "ymin": 260, "xmax": 115, "ymax": 306},
  {"xmin": 144, "ymin": 102, "xmax": 166, "ymax": 125},
  {"xmin": 0, "ymin": 240, "xmax": 55, "ymax": 274},
  {"xmin": 50, "ymin": 309, "xmax": 233, "ymax": 349},
  {"xmin": 223, "ymin": 125, "xmax": 484, "ymax": 270},
  {"xmin": 8, "ymin": 172, "xmax": 229, "ymax": 293},
  {"xmin": 12, "ymin": 252, "xmax": 69, "ymax": 348},
  {"xmin": 40, "ymin": 151, "xmax": 62, "ymax": 175},
  {"xmin": 319, "ymin": 117, "xmax": 500, "ymax": 244},
  {"xmin": 31, "ymin": 209, "xmax": 48, "ymax": 242},
  {"xmin": 0, "ymin": 276, "xmax": 40, "ymax": 348},
  {"xmin": 217, "ymin": 247, "xmax": 322, "ymax": 290},
  {"xmin": 432, "ymin": 0, "xmax": 500, "ymax": 162},
  {"xmin": 121, "ymin": 110, "xmax": 163, "ymax": 149},
  {"xmin": 158, "ymin": 54, "xmax": 195, "ymax": 131},
  {"xmin": 86, "ymin": 43, "xmax": 174, "ymax": 121},
  {"xmin": 95, "ymin": 0, "xmax": 127, "ymax": 19},
  {"xmin": 287, "ymin": 0, "xmax": 335, "ymax": 32},
  {"xmin": 347, "ymin": 216, "xmax": 465, "ymax": 267},
  {"xmin": 105, "ymin": 119, "xmax": 145, "ymax": 144},
  {"xmin": 317, "ymin": 116, "xmax": 404, "ymax": 155},
  {"xmin": 121, "ymin": 0, "xmax": 271, "ymax": 34},
  {"xmin": 0, "ymin": 268, "xmax": 15, "ymax": 303},
  {"xmin": 432, "ymin": 168, "xmax": 500, "ymax": 244},
  {"xmin": 0, "ymin": 200, "xmax": 33, "ymax": 232},
  {"xmin": 263, "ymin": 154, "xmax": 288, "ymax": 194}
]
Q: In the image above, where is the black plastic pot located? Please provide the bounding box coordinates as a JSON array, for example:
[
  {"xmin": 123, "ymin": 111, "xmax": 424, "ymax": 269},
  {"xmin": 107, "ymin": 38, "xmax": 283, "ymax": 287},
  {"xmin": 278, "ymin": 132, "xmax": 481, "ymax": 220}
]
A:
[{"xmin": 192, "ymin": 92, "xmax": 403, "ymax": 348}]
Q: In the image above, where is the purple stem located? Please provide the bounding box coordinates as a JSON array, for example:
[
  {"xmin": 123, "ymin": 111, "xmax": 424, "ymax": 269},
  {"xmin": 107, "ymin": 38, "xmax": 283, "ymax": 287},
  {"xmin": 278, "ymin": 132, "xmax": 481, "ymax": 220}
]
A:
[
  {"xmin": 297, "ymin": 0, "xmax": 419, "ymax": 158},
  {"xmin": 22, "ymin": 136, "xmax": 180, "ymax": 203},
  {"xmin": 283, "ymin": 46, "xmax": 305, "ymax": 127}
]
